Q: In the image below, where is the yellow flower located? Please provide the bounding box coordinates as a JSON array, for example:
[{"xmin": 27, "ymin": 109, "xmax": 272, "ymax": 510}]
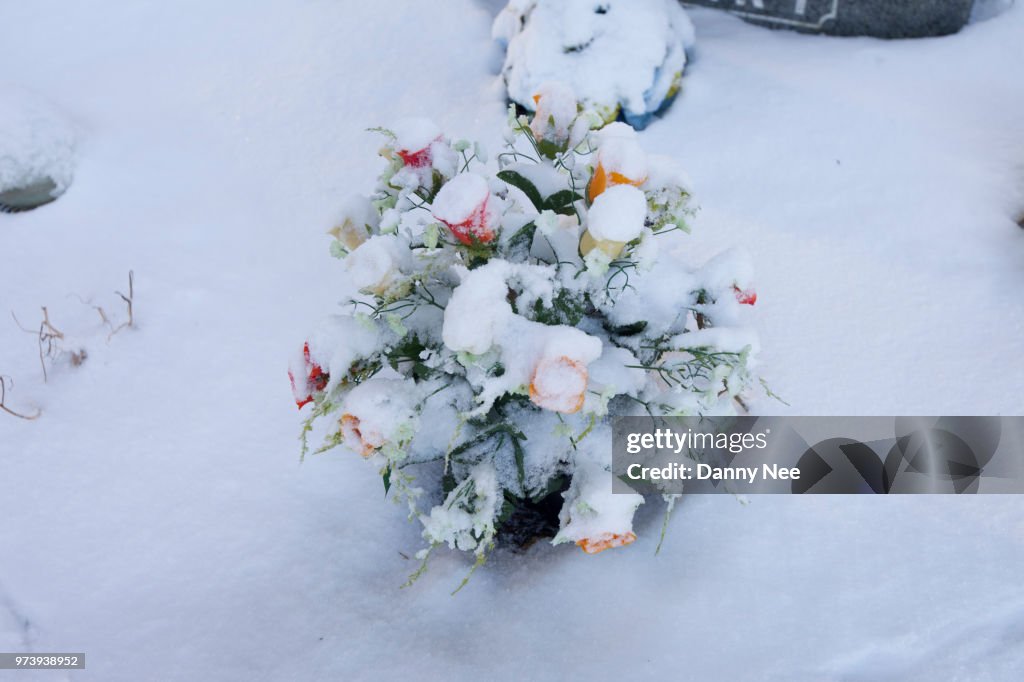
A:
[{"xmin": 578, "ymin": 229, "xmax": 626, "ymax": 259}]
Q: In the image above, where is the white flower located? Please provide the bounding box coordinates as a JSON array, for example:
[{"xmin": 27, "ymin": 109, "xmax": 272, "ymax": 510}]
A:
[
  {"xmin": 339, "ymin": 378, "xmax": 419, "ymax": 458},
  {"xmin": 344, "ymin": 234, "xmax": 411, "ymax": 297},
  {"xmin": 554, "ymin": 459, "xmax": 644, "ymax": 555},
  {"xmin": 529, "ymin": 354, "xmax": 588, "ymax": 414}
]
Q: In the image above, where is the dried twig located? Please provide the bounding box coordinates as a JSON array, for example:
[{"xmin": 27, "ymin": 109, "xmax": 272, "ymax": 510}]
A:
[
  {"xmin": 0, "ymin": 375, "xmax": 40, "ymax": 420},
  {"xmin": 11, "ymin": 308, "xmax": 64, "ymax": 383},
  {"xmin": 69, "ymin": 293, "xmax": 113, "ymax": 332},
  {"xmin": 108, "ymin": 270, "xmax": 134, "ymax": 341},
  {"xmin": 8, "ymin": 271, "xmax": 134, "ymax": 385}
]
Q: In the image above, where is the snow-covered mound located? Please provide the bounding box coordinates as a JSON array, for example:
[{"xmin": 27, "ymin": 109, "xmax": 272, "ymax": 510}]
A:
[
  {"xmin": 0, "ymin": 90, "xmax": 76, "ymax": 211},
  {"xmin": 493, "ymin": 0, "xmax": 696, "ymax": 129}
]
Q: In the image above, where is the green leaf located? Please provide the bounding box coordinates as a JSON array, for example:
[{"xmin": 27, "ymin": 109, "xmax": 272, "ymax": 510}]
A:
[
  {"xmin": 759, "ymin": 377, "xmax": 791, "ymax": 406},
  {"xmin": 386, "ymin": 335, "xmax": 426, "ymax": 372},
  {"xmin": 423, "ymin": 222, "xmax": 440, "ymax": 249},
  {"xmin": 329, "ymin": 240, "xmax": 347, "ymax": 259},
  {"xmin": 536, "ymin": 138, "xmax": 565, "ymax": 160},
  {"xmin": 607, "ymin": 320, "xmax": 648, "ymax": 337},
  {"xmin": 529, "ymin": 474, "xmax": 570, "ymax": 504},
  {"xmin": 448, "ymin": 423, "xmax": 526, "ymax": 461},
  {"xmin": 367, "ymin": 126, "xmax": 396, "ymax": 140},
  {"xmin": 505, "ymin": 221, "xmax": 536, "ymax": 261},
  {"xmin": 511, "ymin": 434, "xmax": 526, "ymax": 491},
  {"xmin": 497, "ymin": 170, "xmax": 543, "ymax": 211},
  {"xmin": 532, "ymin": 288, "xmax": 586, "ymax": 326},
  {"xmin": 496, "ymin": 494, "xmax": 517, "ymax": 526},
  {"xmin": 543, "ymin": 189, "xmax": 582, "ymax": 214},
  {"xmin": 382, "ymin": 468, "xmax": 392, "ymax": 496}
]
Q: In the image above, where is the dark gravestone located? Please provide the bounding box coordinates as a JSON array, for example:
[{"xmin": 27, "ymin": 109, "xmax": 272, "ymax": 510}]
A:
[{"xmin": 683, "ymin": 0, "xmax": 976, "ymax": 38}]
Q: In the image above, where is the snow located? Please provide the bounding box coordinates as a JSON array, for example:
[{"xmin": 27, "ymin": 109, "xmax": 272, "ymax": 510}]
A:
[
  {"xmin": 598, "ymin": 249, "xmax": 697, "ymax": 337},
  {"xmin": 391, "ymin": 117, "xmax": 442, "ymax": 158},
  {"xmin": 643, "ymin": 152, "xmax": 691, "ymax": 193},
  {"xmin": 0, "ymin": 89, "xmax": 76, "ymax": 197},
  {"xmin": 586, "ymin": 183, "xmax": 648, "ymax": 242},
  {"xmin": 2, "ymin": 1, "xmax": 1024, "ymax": 681},
  {"xmin": 442, "ymin": 261, "xmax": 514, "ymax": 355},
  {"xmin": 586, "ymin": 345, "xmax": 647, "ymax": 400}
]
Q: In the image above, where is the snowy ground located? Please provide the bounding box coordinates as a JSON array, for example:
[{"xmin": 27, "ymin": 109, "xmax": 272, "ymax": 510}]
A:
[{"xmin": 2, "ymin": 1, "xmax": 1023, "ymax": 680}]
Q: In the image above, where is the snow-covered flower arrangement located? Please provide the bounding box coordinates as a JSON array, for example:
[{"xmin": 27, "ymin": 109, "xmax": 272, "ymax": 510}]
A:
[
  {"xmin": 292, "ymin": 83, "xmax": 760, "ymax": 586},
  {"xmin": 493, "ymin": 0, "xmax": 695, "ymax": 129}
]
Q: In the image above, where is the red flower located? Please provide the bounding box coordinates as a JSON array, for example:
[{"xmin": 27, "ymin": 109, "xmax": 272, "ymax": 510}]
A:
[
  {"xmin": 433, "ymin": 173, "xmax": 498, "ymax": 246},
  {"xmin": 733, "ymin": 285, "xmax": 757, "ymax": 306},
  {"xmin": 397, "ymin": 138, "xmax": 440, "ymax": 169},
  {"xmin": 440, "ymin": 196, "xmax": 496, "ymax": 246},
  {"xmin": 288, "ymin": 342, "xmax": 329, "ymax": 409}
]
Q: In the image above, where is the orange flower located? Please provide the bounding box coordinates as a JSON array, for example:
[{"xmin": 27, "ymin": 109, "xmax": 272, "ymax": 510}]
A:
[
  {"xmin": 340, "ymin": 414, "xmax": 383, "ymax": 457},
  {"xmin": 577, "ymin": 532, "xmax": 637, "ymax": 554},
  {"xmin": 587, "ymin": 161, "xmax": 646, "ymax": 202},
  {"xmin": 529, "ymin": 355, "xmax": 588, "ymax": 414},
  {"xmin": 587, "ymin": 126, "xmax": 648, "ymax": 201}
]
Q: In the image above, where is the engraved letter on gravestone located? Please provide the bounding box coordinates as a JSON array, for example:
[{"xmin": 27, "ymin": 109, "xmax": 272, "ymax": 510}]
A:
[
  {"xmin": 694, "ymin": 0, "xmax": 841, "ymax": 30},
  {"xmin": 683, "ymin": 1, "xmax": 976, "ymax": 38}
]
